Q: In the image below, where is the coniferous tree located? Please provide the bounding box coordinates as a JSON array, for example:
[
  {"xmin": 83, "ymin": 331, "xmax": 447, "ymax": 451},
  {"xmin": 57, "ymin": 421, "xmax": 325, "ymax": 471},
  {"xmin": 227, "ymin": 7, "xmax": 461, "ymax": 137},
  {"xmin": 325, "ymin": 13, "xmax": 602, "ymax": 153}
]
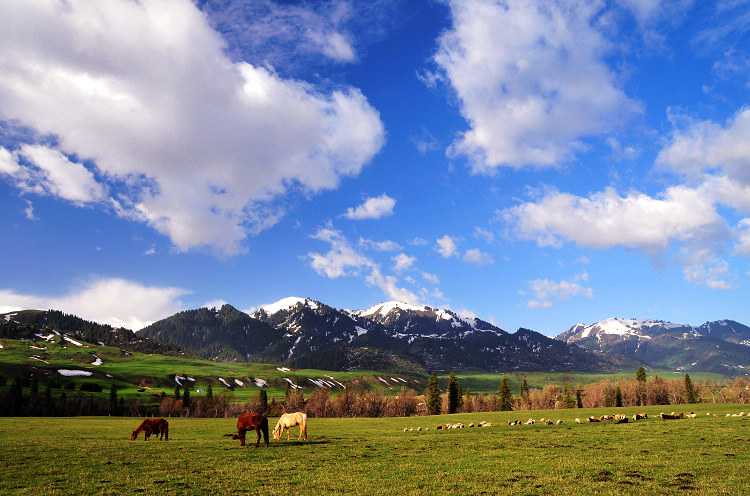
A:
[
  {"xmin": 258, "ymin": 389, "xmax": 268, "ymax": 413},
  {"xmin": 206, "ymin": 384, "xmax": 213, "ymax": 401},
  {"xmin": 447, "ymin": 371, "xmax": 460, "ymax": 414},
  {"xmin": 636, "ymin": 366, "xmax": 647, "ymax": 406},
  {"xmin": 615, "ymin": 386, "xmax": 623, "ymax": 407},
  {"xmin": 498, "ymin": 376, "xmax": 513, "ymax": 411},
  {"xmin": 109, "ymin": 384, "xmax": 118, "ymax": 415},
  {"xmin": 182, "ymin": 384, "xmax": 191, "ymax": 410},
  {"xmin": 174, "ymin": 387, "xmax": 181, "ymax": 401},
  {"xmin": 426, "ymin": 373, "xmax": 441, "ymax": 415},
  {"xmin": 684, "ymin": 374, "xmax": 697, "ymax": 404},
  {"xmin": 519, "ymin": 378, "xmax": 529, "ymax": 405},
  {"xmin": 561, "ymin": 382, "xmax": 575, "ymax": 408},
  {"xmin": 636, "ymin": 366, "xmax": 647, "ymax": 382},
  {"xmin": 576, "ymin": 389, "xmax": 583, "ymax": 408}
]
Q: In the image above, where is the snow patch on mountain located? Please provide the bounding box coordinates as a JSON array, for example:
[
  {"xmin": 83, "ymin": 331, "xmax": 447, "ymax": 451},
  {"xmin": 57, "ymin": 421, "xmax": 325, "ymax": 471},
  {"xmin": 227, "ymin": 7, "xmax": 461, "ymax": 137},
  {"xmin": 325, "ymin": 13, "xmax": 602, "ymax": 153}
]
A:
[{"xmin": 258, "ymin": 297, "xmax": 319, "ymax": 315}]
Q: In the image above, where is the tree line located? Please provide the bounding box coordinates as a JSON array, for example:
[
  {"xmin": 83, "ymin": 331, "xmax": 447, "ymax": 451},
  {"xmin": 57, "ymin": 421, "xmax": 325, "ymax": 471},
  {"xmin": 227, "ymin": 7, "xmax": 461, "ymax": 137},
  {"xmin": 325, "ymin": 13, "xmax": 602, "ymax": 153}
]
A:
[{"xmin": 2, "ymin": 367, "xmax": 750, "ymax": 418}]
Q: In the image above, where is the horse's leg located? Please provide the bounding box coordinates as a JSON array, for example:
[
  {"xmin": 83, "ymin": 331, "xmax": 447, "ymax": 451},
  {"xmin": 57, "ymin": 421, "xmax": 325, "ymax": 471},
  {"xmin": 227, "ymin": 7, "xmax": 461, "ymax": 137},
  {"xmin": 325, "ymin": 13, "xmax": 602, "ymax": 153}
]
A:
[
  {"xmin": 238, "ymin": 428, "xmax": 246, "ymax": 446},
  {"xmin": 254, "ymin": 428, "xmax": 261, "ymax": 448}
]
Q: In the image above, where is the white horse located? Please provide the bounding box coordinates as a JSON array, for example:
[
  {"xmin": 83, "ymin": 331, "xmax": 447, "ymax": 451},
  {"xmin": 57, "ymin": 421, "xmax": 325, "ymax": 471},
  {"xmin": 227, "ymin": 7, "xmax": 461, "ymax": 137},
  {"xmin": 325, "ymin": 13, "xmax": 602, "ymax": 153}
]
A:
[{"xmin": 273, "ymin": 412, "xmax": 308, "ymax": 441}]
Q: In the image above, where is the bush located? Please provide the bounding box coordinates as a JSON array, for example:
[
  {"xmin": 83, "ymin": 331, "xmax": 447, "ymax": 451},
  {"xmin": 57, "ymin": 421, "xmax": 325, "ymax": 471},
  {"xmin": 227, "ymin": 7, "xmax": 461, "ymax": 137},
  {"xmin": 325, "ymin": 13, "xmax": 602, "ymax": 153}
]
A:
[{"xmin": 79, "ymin": 383, "xmax": 102, "ymax": 392}]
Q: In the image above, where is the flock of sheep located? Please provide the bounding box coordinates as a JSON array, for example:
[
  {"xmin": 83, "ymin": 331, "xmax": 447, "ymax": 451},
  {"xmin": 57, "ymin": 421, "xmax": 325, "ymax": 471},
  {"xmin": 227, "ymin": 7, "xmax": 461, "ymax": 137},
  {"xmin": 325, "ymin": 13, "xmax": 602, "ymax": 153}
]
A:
[{"xmin": 402, "ymin": 411, "xmax": 747, "ymax": 432}]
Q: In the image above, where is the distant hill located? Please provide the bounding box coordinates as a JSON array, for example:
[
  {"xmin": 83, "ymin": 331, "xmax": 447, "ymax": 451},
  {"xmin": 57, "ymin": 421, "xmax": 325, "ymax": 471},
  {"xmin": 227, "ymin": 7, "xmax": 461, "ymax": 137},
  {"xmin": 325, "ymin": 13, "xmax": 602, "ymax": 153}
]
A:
[
  {"xmin": 139, "ymin": 297, "xmax": 637, "ymax": 373},
  {"xmin": 556, "ymin": 318, "xmax": 750, "ymax": 375}
]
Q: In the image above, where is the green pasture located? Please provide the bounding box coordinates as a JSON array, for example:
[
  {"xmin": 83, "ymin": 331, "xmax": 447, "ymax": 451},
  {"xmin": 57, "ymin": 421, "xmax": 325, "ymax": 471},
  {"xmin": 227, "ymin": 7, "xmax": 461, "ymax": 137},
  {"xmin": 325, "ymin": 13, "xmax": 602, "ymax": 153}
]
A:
[{"xmin": 1, "ymin": 404, "xmax": 749, "ymax": 495}]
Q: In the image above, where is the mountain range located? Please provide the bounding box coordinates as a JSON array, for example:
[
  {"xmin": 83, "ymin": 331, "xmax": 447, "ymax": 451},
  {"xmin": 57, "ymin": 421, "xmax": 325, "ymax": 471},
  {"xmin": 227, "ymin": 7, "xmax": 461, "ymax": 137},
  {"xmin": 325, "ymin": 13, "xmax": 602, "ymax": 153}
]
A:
[
  {"xmin": 138, "ymin": 297, "xmax": 636, "ymax": 373},
  {"xmin": 5, "ymin": 298, "xmax": 750, "ymax": 375},
  {"xmin": 557, "ymin": 318, "xmax": 750, "ymax": 375}
]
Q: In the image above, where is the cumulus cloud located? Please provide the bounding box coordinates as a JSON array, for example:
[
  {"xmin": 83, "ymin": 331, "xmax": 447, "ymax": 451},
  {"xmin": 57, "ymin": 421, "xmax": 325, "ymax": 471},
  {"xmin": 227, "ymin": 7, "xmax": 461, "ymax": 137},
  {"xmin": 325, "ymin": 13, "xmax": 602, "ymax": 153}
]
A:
[
  {"xmin": 197, "ymin": 0, "xmax": 402, "ymax": 69},
  {"xmin": 343, "ymin": 194, "xmax": 396, "ymax": 219},
  {"xmin": 501, "ymin": 185, "xmax": 724, "ymax": 251},
  {"xmin": 392, "ymin": 253, "xmax": 417, "ymax": 272},
  {"xmin": 436, "ymin": 235, "xmax": 460, "ymax": 258},
  {"xmin": 308, "ymin": 225, "xmax": 424, "ymax": 304},
  {"xmin": 462, "ymin": 248, "xmax": 494, "ymax": 266},
  {"xmin": 525, "ymin": 272, "xmax": 593, "ymax": 308},
  {"xmin": 657, "ymin": 107, "xmax": 750, "ymax": 186},
  {"xmin": 0, "ymin": 0, "xmax": 385, "ymax": 255},
  {"xmin": 434, "ymin": 0, "xmax": 641, "ymax": 170},
  {"xmin": 309, "ymin": 226, "xmax": 374, "ymax": 278},
  {"xmin": 0, "ymin": 278, "xmax": 188, "ymax": 330},
  {"xmin": 1, "ymin": 145, "xmax": 107, "ymax": 205}
]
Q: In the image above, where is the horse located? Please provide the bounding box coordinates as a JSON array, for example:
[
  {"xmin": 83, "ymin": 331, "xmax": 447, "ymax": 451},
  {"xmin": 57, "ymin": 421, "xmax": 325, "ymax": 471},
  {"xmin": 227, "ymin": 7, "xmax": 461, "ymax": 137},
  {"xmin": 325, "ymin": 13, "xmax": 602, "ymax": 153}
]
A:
[
  {"xmin": 273, "ymin": 412, "xmax": 308, "ymax": 441},
  {"xmin": 232, "ymin": 413, "xmax": 269, "ymax": 447},
  {"xmin": 130, "ymin": 418, "xmax": 169, "ymax": 441}
]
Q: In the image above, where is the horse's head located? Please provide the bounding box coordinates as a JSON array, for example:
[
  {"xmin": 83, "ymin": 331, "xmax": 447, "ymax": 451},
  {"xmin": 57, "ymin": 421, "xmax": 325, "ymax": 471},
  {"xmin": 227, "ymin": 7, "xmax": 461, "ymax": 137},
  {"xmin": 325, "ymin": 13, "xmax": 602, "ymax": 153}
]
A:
[
  {"xmin": 130, "ymin": 431, "xmax": 137, "ymax": 441},
  {"xmin": 272, "ymin": 425, "xmax": 282, "ymax": 441}
]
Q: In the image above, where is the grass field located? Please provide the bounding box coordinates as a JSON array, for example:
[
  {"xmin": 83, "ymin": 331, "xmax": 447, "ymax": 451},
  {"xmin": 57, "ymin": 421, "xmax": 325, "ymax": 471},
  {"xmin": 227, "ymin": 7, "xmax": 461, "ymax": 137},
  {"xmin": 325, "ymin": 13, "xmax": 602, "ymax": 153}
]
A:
[{"xmin": 1, "ymin": 404, "xmax": 749, "ymax": 495}]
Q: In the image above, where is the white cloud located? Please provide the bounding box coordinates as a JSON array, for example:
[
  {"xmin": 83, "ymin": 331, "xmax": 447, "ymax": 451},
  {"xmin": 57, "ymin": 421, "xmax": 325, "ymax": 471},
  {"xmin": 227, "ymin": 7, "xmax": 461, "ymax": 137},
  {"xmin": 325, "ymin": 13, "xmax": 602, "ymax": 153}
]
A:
[
  {"xmin": 462, "ymin": 248, "xmax": 494, "ymax": 266},
  {"xmin": 526, "ymin": 272, "xmax": 593, "ymax": 308},
  {"xmin": 1, "ymin": 145, "xmax": 107, "ymax": 205},
  {"xmin": 343, "ymin": 194, "xmax": 396, "ymax": 220},
  {"xmin": 657, "ymin": 107, "xmax": 750, "ymax": 186},
  {"xmin": 308, "ymin": 226, "xmax": 374, "ymax": 278},
  {"xmin": 434, "ymin": 0, "xmax": 641, "ymax": 170},
  {"xmin": 366, "ymin": 267, "xmax": 421, "ymax": 304},
  {"xmin": 436, "ymin": 235, "xmax": 460, "ymax": 258},
  {"xmin": 422, "ymin": 272, "xmax": 440, "ymax": 284},
  {"xmin": 502, "ymin": 185, "xmax": 724, "ymax": 251},
  {"xmin": 24, "ymin": 200, "xmax": 38, "ymax": 221},
  {"xmin": 473, "ymin": 226, "xmax": 495, "ymax": 243},
  {"xmin": 359, "ymin": 238, "xmax": 402, "ymax": 251},
  {"xmin": 0, "ymin": 278, "xmax": 188, "ymax": 330},
  {"xmin": 392, "ymin": 253, "xmax": 417, "ymax": 272},
  {"xmin": 308, "ymin": 225, "xmax": 425, "ymax": 305},
  {"xmin": 0, "ymin": 0, "xmax": 384, "ymax": 255}
]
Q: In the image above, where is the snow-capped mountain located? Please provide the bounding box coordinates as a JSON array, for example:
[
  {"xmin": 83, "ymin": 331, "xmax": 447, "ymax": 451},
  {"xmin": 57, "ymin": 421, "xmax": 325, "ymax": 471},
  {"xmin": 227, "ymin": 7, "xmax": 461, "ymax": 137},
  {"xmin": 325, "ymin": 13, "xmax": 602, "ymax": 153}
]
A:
[
  {"xmin": 557, "ymin": 318, "xmax": 750, "ymax": 374},
  {"xmin": 140, "ymin": 297, "xmax": 634, "ymax": 372}
]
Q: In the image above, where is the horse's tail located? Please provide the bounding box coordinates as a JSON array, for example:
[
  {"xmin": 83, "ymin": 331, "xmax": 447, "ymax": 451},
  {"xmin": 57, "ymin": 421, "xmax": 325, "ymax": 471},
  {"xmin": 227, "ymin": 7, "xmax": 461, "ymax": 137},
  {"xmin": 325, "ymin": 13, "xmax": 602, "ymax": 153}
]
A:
[
  {"xmin": 301, "ymin": 413, "xmax": 308, "ymax": 440},
  {"xmin": 164, "ymin": 421, "xmax": 169, "ymax": 441},
  {"xmin": 261, "ymin": 415, "xmax": 269, "ymax": 446}
]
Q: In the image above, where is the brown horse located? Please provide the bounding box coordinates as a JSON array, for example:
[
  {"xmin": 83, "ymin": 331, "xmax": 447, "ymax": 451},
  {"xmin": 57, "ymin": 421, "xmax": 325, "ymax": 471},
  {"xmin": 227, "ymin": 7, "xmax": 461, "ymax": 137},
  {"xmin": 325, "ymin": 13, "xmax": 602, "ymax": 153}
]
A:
[
  {"xmin": 232, "ymin": 413, "xmax": 269, "ymax": 447},
  {"xmin": 130, "ymin": 418, "xmax": 169, "ymax": 441}
]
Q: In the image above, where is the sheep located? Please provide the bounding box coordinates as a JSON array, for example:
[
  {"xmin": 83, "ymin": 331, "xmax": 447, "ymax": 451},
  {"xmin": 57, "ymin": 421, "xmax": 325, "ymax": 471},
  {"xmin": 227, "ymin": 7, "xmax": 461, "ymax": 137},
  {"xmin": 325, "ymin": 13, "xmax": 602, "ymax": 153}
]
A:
[
  {"xmin": 556, "ymin": 419, "xmax": 563, "ymax": 425},
  {"xmin": 544, "ymin": 419, "xmax": 553, "ymax": 425},
  {"xmin": 587, "ymin": 416, "xmax": 600, "ymax": 422},
  {"xmin": 575, "ymin": 418, "xmax": 581, "ymax": 424},
  {"xmin": 525, "ymin": 418, "xmax": 535, "ymax": 425}
]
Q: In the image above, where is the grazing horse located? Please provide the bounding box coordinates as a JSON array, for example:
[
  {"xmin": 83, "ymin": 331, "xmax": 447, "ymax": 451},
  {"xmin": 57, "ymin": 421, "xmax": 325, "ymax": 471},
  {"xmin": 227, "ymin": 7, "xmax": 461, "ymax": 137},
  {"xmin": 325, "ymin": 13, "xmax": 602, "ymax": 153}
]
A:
[
  {"xmin": 130, "ymin": 418, "xmax": 169, "ymax": 441},
  {"xmin": 232, "ymin": 413, "xmax": 269, "ymax": 447},
  {"xmin": 273, "ymin": 412, "xmax": 308, "ymax": 441}
]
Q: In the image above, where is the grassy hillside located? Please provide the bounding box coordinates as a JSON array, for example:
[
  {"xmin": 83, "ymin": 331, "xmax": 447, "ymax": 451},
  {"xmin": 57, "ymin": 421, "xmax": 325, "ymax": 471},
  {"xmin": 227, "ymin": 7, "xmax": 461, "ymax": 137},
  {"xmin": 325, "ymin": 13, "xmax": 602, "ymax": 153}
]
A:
[
  {"xmin": 0, "ymin": 335, "xmax": 726, "ymax": 413},
  {"xmin": 1, "ymin": 404, "xmax": 749, "ymax": 495}
]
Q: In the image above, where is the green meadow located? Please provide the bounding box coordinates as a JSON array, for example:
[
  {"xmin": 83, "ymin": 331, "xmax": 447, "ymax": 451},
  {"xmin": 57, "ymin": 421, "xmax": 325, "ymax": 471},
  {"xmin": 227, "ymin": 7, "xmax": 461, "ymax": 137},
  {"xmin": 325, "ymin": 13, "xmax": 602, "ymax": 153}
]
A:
[{"xmin": 1, "ymin": 404, "xmax": 748, "ymax": 495}]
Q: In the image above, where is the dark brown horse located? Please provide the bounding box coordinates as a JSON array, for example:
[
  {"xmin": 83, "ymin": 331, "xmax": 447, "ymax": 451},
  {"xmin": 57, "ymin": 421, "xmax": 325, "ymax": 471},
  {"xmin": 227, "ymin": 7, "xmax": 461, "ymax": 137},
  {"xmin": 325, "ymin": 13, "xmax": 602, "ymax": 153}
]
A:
[
  {"xmin": 130, "ymin": 418, "xmax": 169, "ymax": 441},
  {"xmin": 232, "ymin": 413, "xmax": 269, "ymax": 447}
]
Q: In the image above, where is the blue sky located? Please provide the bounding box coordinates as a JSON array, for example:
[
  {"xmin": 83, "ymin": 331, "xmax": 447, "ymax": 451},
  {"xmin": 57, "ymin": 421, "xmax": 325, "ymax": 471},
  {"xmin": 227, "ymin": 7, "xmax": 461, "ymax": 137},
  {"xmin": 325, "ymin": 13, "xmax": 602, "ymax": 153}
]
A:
[{"xmin": 2, "ymin": 0, "xmax": 750, "ymax": 336}]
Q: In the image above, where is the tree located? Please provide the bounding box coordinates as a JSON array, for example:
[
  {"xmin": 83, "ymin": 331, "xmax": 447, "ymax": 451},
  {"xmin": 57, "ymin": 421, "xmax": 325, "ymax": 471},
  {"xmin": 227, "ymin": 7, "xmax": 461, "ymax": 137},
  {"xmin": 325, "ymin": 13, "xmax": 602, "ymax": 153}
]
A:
[
  {"xmin": 498, "ymin": 376, "xmax": 513, "ymax": 411},
  {"xmin": 684, "ymin": 374, "xmax": 697, "ymax": 404},
  {"xmin": 258, "ymin": 389, "xmax": 268, "ymax": 413},
  {"xmin": 615, "ymin": 386, "xmax": 623, "ymax": 407},
  {"xmin": 426, "ymin": 373, "xmax": 441, "ymax": 415},
  {"xmin": 561, "ymin": 382, "xmax": 575, "ymax": 408},
  {"xmin": 174, "ymin": 387, "xmax": 181, "ymax": 401},
  {"xmin": 206, "ymin": 384, "xmax": 213, "ymax": 401},
  {"xmin": 636, "ymin": 366, "xmax": 647, "ymax": 382},
  {"xmin": 109, "ymin": 384, "xmax": 118, "ymax": 415},
  {"xmin": 182, "ymin": 384, "xmax": 191, "ymax": 410},
  {"xmin": 447, "ymin": 371, "xmax": 461, "ymax": 414},
  {"xmin": 576, "ymin": 389, "xmax": 583, "ymax": 408}
]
